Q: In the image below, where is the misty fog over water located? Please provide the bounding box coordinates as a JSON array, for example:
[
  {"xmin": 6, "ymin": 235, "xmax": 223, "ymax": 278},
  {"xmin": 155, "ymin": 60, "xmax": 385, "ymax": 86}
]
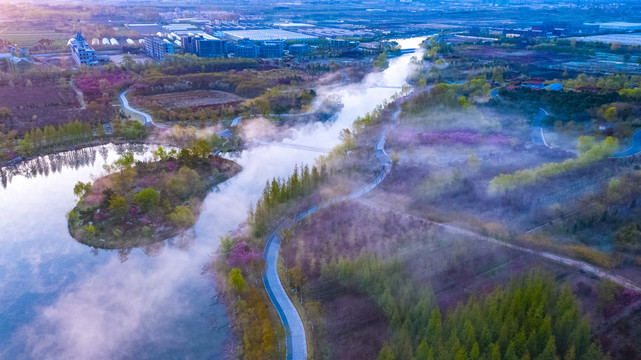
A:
[{"xmin": 0, "ymin": 36, "xmax": 425, "ymax": 359}]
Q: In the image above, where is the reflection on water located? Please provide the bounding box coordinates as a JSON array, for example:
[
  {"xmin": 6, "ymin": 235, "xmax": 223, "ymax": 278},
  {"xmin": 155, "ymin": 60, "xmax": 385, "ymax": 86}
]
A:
[
  {"xmin": 0, "ymin": 143, "xmax": 153, "ymax": 190},
  {"xmin": 0, "ymin": 36, "xmax": 427, "ymax": 359}
]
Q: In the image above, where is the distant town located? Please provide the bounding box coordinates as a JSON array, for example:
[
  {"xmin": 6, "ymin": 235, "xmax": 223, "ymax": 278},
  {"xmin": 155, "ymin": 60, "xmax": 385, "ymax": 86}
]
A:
[{"xmin": 2, "ymin": 1, "xmax": 641, "ymax": 72}]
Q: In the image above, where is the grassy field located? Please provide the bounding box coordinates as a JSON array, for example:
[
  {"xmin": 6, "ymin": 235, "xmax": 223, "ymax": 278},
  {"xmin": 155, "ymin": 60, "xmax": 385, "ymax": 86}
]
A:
[{"xmin": 0, "ymin": 28, "xmax": 69, "ymax": 46}]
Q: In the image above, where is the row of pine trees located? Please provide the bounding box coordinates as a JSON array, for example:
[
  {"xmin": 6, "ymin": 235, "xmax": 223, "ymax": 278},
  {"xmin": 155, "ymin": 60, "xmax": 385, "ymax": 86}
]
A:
[
  {"xmin": 249, "ymin": 163, "xmax": 328, "ymax": 237},
  {"xmin": 325, "ymin": 256, "xmax": 606, "ymax": 360}
]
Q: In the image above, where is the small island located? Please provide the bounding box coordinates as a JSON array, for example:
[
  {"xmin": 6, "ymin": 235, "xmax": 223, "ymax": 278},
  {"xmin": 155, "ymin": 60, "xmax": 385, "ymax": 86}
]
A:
[{"xmin": 68, "ymin": 141, "xmax": 241, "ymax": 249}]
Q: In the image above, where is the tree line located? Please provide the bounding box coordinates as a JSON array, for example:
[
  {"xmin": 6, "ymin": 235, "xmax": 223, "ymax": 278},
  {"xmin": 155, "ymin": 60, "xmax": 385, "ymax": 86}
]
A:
[
  {"xmin": 0, "ymin": 119, "xmax": 147, "ymax": 161},
  {"xmin": 490, "ymin": 137, "xmax": 619, "ymax": 194},
  {"xmin": 249, "ymin": 163, "xmax": 329, "ymax": 237},
  {"xmin": 214, "ymin": 96, "xmax": 395, "ymax": 359},
  {"xmin": 401, "ymin": 83, "xmax": 472, "ymax": 115},
  {"xmin": 14, "ymin": 121, "xmax": 93, "ymax": 156}
]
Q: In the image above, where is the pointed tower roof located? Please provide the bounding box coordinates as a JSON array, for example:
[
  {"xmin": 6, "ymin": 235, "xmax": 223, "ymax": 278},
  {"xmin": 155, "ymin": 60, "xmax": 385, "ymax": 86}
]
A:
[{"xmin": 76, "ymin": 32, "xmax": 85, "ymax": 43}]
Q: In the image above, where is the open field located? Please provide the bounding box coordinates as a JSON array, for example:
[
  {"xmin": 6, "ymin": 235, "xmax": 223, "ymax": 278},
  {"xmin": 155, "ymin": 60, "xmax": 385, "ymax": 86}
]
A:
[
  {"xmin": 0, "ymin": 82, "xmax": 86, "ymax": 133},
  {"xmin": 0, "ymin": 28, "xmax": 69, "ymax": 46},
  {"xmin": 456, "ymin": 46, "xmax": 581, "ymax": 66},
  {"xmin": 136, "ymin": 90, "xmax": 246, "ymax": 110}
]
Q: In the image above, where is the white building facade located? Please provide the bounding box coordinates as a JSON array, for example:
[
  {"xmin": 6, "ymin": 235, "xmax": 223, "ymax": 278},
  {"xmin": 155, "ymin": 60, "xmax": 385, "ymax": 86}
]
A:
[{"xmin": 68, "ymin": 32, "xmax": 98, "ymax": 67}]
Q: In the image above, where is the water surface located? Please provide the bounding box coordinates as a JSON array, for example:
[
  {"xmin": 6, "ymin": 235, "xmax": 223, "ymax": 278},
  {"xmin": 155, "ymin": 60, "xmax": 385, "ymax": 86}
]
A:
[{"xmin": 0, "ymin": 36, "xmax": 426, "ymax": 359}]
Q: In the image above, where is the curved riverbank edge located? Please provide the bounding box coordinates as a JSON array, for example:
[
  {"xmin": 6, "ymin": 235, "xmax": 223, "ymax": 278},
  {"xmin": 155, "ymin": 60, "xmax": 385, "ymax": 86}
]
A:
[
  {"xmin": 262, "ymin": 99, "xmax": 402, "ymax": 360},
  {"xmin": 2, "ymin": 88, "xmax": 157, "ymax": 170},
  {"xmin": 1, "ymin": 139, "xmax": 114, "ymax": 169}
]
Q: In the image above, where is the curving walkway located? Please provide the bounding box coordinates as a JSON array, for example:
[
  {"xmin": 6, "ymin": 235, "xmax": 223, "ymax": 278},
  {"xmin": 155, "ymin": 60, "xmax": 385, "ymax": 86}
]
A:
[
  {"xmin": 437, "ymin": 222, "xmax": 641, "ymax": 293},
  {"xmin": 357, "ymin": 197, "xmax": 641, "ymax": 294},
  {"xmin": 119, "ymin": 89, "xmax": 157, "ymax": 127},
  {"xmin": 532, "ymin": 107, "xmax": 641, "ymax": 158},
  {"xmin": 69, "ymin": 79, "xmax": 86, "ymax": 110},
  {"xmin": 531, "ymin": 108, "xmax": 549, "ymax": 147},
  {"xmin": 263, "ymin": 88, "xmax": 641, "ymax": 359},
  {"xmin": 612, "ymin": 129, "xmax": 641, "ymax": 158},
  {"xmin": 262, "ymin": 102, "xmax": 400, "ymax": 360}
]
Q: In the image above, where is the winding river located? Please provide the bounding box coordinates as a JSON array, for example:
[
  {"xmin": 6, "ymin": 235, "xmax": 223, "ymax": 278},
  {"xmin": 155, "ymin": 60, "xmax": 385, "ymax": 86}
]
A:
[{"xmin": 0, "ymin": 37, "xmax": 426, "ymax": 359}]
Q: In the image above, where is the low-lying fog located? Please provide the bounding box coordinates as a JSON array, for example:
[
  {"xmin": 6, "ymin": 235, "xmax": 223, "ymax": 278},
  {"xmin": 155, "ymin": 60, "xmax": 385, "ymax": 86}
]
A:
[{"xmin": 0, "ymin": 37, "xmax": 427, "ymax": 359}]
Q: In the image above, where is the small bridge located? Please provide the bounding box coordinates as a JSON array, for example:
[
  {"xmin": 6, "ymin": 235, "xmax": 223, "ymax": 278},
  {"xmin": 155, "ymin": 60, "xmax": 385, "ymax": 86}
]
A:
[{"xmin": 251, "ymin": 139, "xmax": 331, "ymax": 153}]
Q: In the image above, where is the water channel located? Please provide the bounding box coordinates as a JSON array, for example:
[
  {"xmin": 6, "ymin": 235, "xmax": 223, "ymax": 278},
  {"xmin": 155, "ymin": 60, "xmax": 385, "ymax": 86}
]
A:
[{"xmin": 0, "ymin": 36, "xmax": 426, "ymax": 359}]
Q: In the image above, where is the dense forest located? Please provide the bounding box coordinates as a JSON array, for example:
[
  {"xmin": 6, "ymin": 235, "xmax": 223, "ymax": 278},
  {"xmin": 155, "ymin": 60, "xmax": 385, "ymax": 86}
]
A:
[
  {"xmin": 324, "ymin": 258, "xmax": 605, "ymax": 360},
  {"xmin": 249, "ymin": 163, "xmax": 329, "ymax": 237}
]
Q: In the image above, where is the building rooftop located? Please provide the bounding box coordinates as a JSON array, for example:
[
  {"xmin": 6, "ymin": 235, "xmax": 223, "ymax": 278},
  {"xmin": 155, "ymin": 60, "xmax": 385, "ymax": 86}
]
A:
[
  {"xmin": 223, "ymin": 29, "xmax": 317, "ymax": 41},
  {"xmin": 9, "ymin": 57, "xmax": 31, "ymax": 64},
  {"xmin": 571, "ymin": 34, "xmax": 641, "ymax": 46},
  {"xmin": 586, "ymin": 22, "xmax": 641, "ymax": 29},
  {"xmin": 164, "ymin": 24, "xmax": 200, "ymax": 32},
  {"xmin": 273, "ymin": 22, "xmax": 315, "ymax": 28},
  {"xmin": 68, "ymin": 32, "xmax": 95, "ymax": 52}
]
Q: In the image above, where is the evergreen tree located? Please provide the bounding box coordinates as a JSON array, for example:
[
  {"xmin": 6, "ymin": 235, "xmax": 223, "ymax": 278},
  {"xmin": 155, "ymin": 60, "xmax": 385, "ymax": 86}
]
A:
[
  {"xmin": 378, "ymin": 344, "xmax": 395, "ymax": 360},
  {"xmin": 416, "ymin": 338, "xmax": 432, "ymax": 360}
]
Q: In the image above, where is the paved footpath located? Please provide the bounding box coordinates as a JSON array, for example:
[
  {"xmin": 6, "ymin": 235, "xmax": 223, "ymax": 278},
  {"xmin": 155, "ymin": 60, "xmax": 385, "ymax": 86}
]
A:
[
  {"xmin": 262, "ymin": 99, "xmax": 404, "ymax": 360},
  {"xmin": 119, "ymin": 89, "xmax": 155, "ymax": 126}
]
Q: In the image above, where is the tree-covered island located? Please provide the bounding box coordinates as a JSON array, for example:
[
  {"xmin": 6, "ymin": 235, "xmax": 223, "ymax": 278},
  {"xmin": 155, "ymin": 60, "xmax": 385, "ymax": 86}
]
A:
[{"xmin": 68, "ymin": 141, "xmax": 241, "ymax": 249}]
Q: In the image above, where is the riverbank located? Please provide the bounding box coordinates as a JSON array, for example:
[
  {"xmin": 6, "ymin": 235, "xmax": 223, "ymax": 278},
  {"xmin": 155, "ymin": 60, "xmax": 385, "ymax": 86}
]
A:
[
  {"xmin": 0, "ymin": 36, "xmax": 430, "ymax": 359},
  {"xmin": 208, "ymin": 36, "xmax": 428, "ymax": 360},
  {"xmin": 211, "ymin": 92, "xmax": 404, "ymax": 359},
  {"xmin": 0, "ymin": 137, "xmax": 146, "ymax": 169}
]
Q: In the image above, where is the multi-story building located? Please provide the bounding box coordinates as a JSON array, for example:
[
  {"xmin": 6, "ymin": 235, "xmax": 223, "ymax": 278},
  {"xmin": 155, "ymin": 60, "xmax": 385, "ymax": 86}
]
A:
[
  {"xmin": 182, "ymin": 35, "xmax": 197, "ymax": 54},
  {"xmin": 328, "ymin": 38, "xmax": 359, "ymax": 53},
  {"xmin": 288, "ymin": 43, "xmax": 310, "ymax": 55},
  {"xmin": 68, "ymin": 32, "xmax": 99, "ymax": 67},
  {"xmin": 235, "ymin": 44, "xmax": 260, "ymax": 58},
  {"xmin": 259, "ymin": 41, "xmax": 286, "ymax": 58},
  {"xmin": 182, "ymin": 34, "xmax": 225, "ymax": 57},
  {"xmin": 145, "ymin": 36, "xmax": 175, "ymax": 61}
]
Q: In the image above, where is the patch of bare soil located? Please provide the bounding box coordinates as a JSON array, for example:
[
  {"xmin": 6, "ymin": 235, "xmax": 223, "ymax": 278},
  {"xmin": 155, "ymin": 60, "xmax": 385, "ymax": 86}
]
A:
[{"xmin": 139, "ymin": 90, "xmax": 246, "ymax": 110}]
